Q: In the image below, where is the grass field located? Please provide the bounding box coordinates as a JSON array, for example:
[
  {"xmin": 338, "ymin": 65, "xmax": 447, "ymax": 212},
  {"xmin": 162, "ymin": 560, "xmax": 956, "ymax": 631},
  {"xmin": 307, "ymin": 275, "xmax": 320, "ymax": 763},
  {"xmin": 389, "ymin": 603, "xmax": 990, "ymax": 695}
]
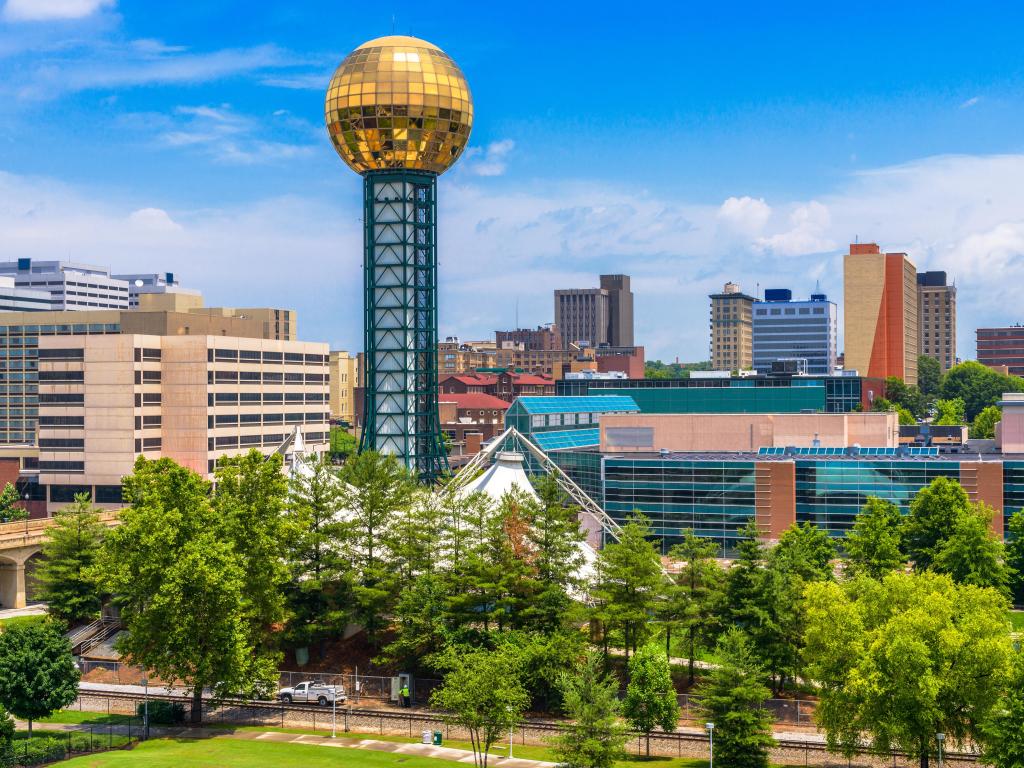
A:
[
  {"xmin": 1009, "ymin": 610, "xmax": 1024, "ymax": 631},
  {"xmin": 0, "ymin": 614, "xmax": 47, "ymax": 632},
  {"xmin": 60, "ymin": 737, "xmax": 517, "ymax": 767},
  {"xmin": 41, "ymin": 711, "xmax": 134, "ymax": 726}
]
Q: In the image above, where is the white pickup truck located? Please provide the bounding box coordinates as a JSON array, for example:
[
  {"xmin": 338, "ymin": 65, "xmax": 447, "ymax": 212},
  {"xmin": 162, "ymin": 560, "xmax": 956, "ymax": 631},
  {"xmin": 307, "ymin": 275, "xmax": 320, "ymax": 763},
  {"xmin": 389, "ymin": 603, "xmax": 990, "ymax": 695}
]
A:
[{"xmin": 277, "ymin": 681, "xmax": 346, "ymax": 706}]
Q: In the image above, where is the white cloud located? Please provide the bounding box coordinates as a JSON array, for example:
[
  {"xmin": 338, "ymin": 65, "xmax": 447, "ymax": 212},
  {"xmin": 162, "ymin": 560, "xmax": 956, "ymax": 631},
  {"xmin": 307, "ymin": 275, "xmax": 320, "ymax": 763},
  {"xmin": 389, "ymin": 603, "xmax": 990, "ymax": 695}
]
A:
[
  {"xmin": 717, "ymin": 196, "xmax": 771, "ymax": 236},
  {"xmin": 461, "ymin": 139, "xmax": 515, "ymax": 177},
  {"xmin": 2, "ymin": 152, "xmax": 1024, "ymax": 361},
  {"xmin": 756, "ymin": 201, "xmax": 834, "ymax": 256},
  {"xmin": 127, "ymin": 207, "xmax": 180, "ymax": 232},
  {"xmin": 2, "ymin": 0, "xmax": 113, "ymax": 21},
  {"xmin": 960, "ymin": 96, "xmax": 981, "ymax": 109}
]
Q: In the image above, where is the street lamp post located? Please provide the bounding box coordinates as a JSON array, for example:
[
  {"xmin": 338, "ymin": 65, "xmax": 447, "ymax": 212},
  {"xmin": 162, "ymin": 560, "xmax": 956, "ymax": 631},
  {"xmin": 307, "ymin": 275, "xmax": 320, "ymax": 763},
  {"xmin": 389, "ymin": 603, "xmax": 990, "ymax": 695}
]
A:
[
  {"xmin": 140, "ymin": 677, "xmax": 148, "ymax": 740},
  {"xmin": 331, "ymin": 681, "xmax": 337, "ymax": 739},
  {"xmin": 706, "ymin": 722, "xmax": 714, "ymax": 768},
  {"xmin": 508, "ymin": 706, "xmax": 515, "ymax": 759},
  {"xmin": 936, "ymin": 732, "xmax": 945, "ymax": 768}
]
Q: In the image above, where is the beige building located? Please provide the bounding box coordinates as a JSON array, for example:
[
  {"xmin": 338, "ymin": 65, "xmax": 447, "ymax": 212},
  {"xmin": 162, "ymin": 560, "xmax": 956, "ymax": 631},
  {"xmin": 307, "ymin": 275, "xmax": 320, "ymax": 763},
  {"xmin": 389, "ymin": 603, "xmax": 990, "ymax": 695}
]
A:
[
  {"xmin": 599, "ymin": 411, "xmax": 898, "ymax": 453},
  {"xmin": 329, "ymin": 350, "xmax": 357, "ymax": 424},
  {"xmin": 917, "ymin": 271, "xmax": 956, "ymax": 373},
  {"xmin": 709, "ymin": 282, "xmax": 754, "ymax": 371},
  {"xmin": 35, "ymin": 333, "xmax": 328, "ymax": 513},
  {"xmin": 843, "ymin": 243, "xmax": 919, "ymax": 385}
]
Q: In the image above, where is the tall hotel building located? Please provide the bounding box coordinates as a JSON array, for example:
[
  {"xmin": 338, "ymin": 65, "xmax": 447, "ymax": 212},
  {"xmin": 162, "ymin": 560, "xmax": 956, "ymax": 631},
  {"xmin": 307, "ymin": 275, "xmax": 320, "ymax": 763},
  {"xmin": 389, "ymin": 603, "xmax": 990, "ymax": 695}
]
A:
[
  {"xmin": 555, "ymin": 274, "xmax": 634, "ymax": 348},
  {"xmin": 917, "ymin": 271, "xmax": 956, "ymax": 373},
  {"xmin": 843, "ymin": 243, "xmax": 919, "ymax": 385},
  {"xmin": 752, "ymin": 289, "xmax": 838, "ymax": 375},
  {"xmin": 709, "ymin": 282, "xmax": 755, "ymax": 371},
  {"xmin": 0, "ymin": 293, "xmax": 327, "ymax": 515}
]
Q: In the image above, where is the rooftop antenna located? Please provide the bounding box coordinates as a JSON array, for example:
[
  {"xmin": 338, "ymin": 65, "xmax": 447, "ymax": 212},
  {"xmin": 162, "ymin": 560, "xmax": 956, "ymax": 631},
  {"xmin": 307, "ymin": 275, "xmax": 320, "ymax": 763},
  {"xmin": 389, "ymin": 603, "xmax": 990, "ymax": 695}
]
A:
[{"xmin": 515, "ymin": 297, "xmax": 519, "ymax": 330}]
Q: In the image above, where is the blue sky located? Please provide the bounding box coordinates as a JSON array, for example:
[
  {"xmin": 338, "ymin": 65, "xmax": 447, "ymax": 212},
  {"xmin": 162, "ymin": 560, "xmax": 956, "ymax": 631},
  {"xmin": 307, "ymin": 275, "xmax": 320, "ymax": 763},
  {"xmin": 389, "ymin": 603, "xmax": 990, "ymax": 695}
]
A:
[{"xmin": 2, "ymin": 0, "xmax": 1024, "ymax": 361}]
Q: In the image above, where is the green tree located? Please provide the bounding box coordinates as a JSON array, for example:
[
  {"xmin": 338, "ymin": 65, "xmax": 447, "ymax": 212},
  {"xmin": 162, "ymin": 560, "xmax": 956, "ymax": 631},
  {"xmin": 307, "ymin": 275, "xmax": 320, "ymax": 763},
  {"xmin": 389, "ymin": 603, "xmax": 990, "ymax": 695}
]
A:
[
  {"xmin": 0, "ymin": 705, "xmax": 13, "ymax": 768},
  {"xmin": 520, "ymin": 476, "xmax": 586, "ymax": 635},
  {"xmin": 803, "ymin": 572, "xmax": 1013, "ymax": 768},
  {"xmin": 0, "ymin": 621, "xmax": 79, "ymax": 735},
  {"xmin": 95, "ymin": 457, "xmax": 276, "ymax": 723},
  {"xmin": 981, "ymin": 650, "xmax": 1024, "ymax": 768},
  {"xmin": 34, "ymin": 493, "xmax": 105, "ymax": 623},
  {"xmin": 917, "ymin": 355, "xmax": 942, "ymax": 398},
  {"xmin": 284, "ymin": 454, "xmax": 348, "ymax": 654},
  {"xmin": 1006, "ymin": 509, "xmax": 1024, "ymax": 605},
  {"xmin": 329, "ymin": 427, "xmax": 357, "ymax": 460},
  {"xmin": 772, "ymin": 521, "xmax": 835, "ymax": 582},
  {"xmin": 665, "ymin": 530, "xmax": 724, "ymax": 684},
  {"xmin": 213, "ymin": 450, "xmax": 290, "ymax": 651},
  {"xmin": 934, "ymin": 397, "xmax": 966, "ymax": 426},
  {"xmin": 725, "ymin": 520, "xmax": 767, "ymax": 630},
  {"xmin": 431, "ymin": 646, "xmax": 530, "ymax": 768},
  {"xmin": 0, "ymin": 483, "xmax": 25, "ymax": 523},
  {"xmin": 902, "ymin": 476, "xmax": 970, "ymax": 570},
  {"xmin": 591, "ymin": 514, "xmax": 664, "ymax": 663},
  {"xmin": 552, "ymin": 651, "xmax": 627, "ymax": 768},
  {"xmin": 623, "ymin": 642, "xmax": 680, "ymax": 756},
  {"xmin": 941, "ymin": 361, "xmax": 1024, "ymax": 422},
  {"xmin": 340, "ymin": 451, "xmax": 418, "ymax": 646},
  {"xmin": 696, "ymin": 629, "xmax": 774, "ymax": 768},
  {"xmin": 932, "ymin": 504, "xmax": 1010, "ymax": 595},
  {"xmin": 843, "ymin": 497, "xmax": 905, "ymax": 579},
  {"xmin": 884, "ymin": 377, "xmax": 927, "ymax": 418},
  {"xmin": 972, "ymin": 405, "xmax": 1002, "ymax": 440},
  {"xmin": 872, "ymin": 397, "xmax": 915, "ymax": 425}
]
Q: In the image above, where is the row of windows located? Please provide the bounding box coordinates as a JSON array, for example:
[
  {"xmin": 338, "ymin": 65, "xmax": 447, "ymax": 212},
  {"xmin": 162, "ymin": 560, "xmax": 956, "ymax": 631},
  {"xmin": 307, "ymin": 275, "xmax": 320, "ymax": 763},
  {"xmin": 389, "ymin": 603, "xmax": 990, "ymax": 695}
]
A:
[
  {"xmin": 210, "ymin": 412, "xmax": 328, "ymax": 427},
  {"xmin": 208, "ymin": 349, "xmax": 327, "ymax": 365},
  {"xmin": 209, "ymin": 392, "xmax": 327, "ymax": 406},
  {"xmin": 210, "ymin": 431, "xmax": 326, "ymax": 450},
  {"xmin": 0, "ymin": 324, "xmax": 121, "ymax": 336},
  {"xmin": 208, "ymin": 371, "xmax": 327, "ymax": 385}
]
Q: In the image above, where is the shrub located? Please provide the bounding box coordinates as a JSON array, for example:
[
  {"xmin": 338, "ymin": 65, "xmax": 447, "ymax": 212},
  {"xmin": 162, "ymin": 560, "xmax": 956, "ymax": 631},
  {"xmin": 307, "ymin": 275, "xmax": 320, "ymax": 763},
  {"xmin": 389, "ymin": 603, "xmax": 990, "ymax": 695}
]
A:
[{"xmin": 138, "ymin": 700, "xmax": 185, "ymax": 725}]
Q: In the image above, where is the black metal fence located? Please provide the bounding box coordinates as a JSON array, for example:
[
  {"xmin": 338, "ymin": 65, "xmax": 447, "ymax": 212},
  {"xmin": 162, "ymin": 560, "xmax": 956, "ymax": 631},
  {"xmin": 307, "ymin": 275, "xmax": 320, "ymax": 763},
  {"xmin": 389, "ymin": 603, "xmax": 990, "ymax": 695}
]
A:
[{"xmin": 13, "ymin": 720, "xmax": 143, "ymax": 767}]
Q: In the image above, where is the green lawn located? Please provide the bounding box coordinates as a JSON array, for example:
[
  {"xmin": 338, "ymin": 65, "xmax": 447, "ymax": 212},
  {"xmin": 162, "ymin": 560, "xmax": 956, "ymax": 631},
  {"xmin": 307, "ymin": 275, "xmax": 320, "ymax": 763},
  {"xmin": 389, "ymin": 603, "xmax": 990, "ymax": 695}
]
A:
[
  {"xmin": 0, "ymin": 614, "xmax": 47, "ymax": 632},
  {"xmin": 1009, "ymin": 610, "xmax": 1024, "ymax": 632},
  {"xmin": 41, "ymin": 711, "xmax": 134, "ymax": 726},
  {"xmin": 61, "ymin": 737, "xmax": 490, "ymax": 767}
]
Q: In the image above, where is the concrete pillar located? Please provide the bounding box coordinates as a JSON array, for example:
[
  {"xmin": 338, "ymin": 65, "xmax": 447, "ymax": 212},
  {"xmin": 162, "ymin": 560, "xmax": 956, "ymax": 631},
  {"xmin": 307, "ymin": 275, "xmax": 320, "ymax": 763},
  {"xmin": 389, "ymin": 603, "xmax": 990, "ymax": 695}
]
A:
[{"xmin": 0, "ymin": 560, "xmax": 26, "ymax": 610}]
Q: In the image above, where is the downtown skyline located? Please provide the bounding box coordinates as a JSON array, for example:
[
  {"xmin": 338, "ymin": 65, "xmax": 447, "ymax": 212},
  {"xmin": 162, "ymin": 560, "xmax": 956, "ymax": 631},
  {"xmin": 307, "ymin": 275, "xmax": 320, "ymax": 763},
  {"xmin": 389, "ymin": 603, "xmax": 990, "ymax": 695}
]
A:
[{"xmin": 1, "ymin": 1, "xmax": 1023, "ymax": 360}]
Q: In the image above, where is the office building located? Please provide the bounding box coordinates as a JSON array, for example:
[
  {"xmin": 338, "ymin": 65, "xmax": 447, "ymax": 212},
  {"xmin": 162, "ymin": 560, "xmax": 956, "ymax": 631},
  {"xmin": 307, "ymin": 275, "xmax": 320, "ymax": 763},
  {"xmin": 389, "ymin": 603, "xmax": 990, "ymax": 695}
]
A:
[
  {"xmin": 328, "ymin": 350, "xmax": 357, "ymax": 424},
  {"xmin": 441, "ymin": 371, "xmax": 555, "ymax": 401},
  {"xmin": 113, "ymin": 272, "xmax": 201, "ymax": 309},
  {"xmin": 0, "ymin": 277, "xmax": 55, "ymax": 312},
  {"xmin": 600, "ymin": 274, "xmax": 634, "ymax": 347},
  {"xmin": 752, "ymin": 289, "xmax": 837, "ymax": 375},
  {"xmin": 35, "ymin": 332, "xmax": 328, "ymax": 514},
  {"xmin": 709, "ymin": 282, "xmax": 755, "ymax": 371},
  {"xmin": 495, "ymin": 325, "xmax": 561, "ymax": 351},
  {"xmin": 977, "ymin": 327, "xmax": 1024, "ymax": 376},
  {"xmin": 917, "ymin": 271, "xmax": 956, "ymax": 373},
  {"xmin": 554, "ymin": 274, "xmax": 634, "ymax": 348},
  {"xmin": 0, "ymin": 294, "xmax": 298, "ymax": 448},
  {"xmin": 843, "ymin": 243, "xmax": 919, "ymax": 384},
  {"xmin": 439, "ymin": 392, "xmax": 510, "ymax": 464},
  {"xmin": 557, "ymin": 373, "xmax": 886, "ymax": 414},
  {"xmin": 0, "ymin": 259, "xmax": 131, "ymax": 310}
]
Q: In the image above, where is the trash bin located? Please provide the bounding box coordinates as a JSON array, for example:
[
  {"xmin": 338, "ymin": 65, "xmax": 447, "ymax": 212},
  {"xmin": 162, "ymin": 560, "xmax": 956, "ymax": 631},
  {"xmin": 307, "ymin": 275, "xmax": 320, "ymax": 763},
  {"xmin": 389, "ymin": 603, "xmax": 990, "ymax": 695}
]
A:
[
  {"xmin": 432, "ymin": 731, "xmax": 443, "ymax": 746},
  {"xmin": 421, "ymin": 731, "xmax": 432, "ymax": 745}
]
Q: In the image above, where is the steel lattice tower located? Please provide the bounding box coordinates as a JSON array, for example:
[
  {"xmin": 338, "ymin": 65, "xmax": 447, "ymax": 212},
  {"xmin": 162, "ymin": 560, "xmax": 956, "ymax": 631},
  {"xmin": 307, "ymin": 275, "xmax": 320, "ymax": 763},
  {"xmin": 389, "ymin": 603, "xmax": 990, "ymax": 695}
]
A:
[{"xmin": 324, "ymin": 36, "xmax": 473, "ymax": 482}]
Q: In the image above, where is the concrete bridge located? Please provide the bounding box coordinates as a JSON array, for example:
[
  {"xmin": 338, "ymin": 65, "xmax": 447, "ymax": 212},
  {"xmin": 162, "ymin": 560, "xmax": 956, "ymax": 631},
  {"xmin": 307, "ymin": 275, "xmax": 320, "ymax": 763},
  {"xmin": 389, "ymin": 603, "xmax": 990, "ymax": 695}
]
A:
[{"xmin": 0, "ymin": 512, "xmax": 118, "ymax": 609}]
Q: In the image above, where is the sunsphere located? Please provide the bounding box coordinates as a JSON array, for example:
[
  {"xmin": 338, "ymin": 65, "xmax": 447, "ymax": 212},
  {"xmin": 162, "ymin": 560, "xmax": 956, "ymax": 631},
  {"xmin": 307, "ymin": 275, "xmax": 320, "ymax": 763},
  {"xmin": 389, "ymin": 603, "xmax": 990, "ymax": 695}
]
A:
[{"xmin": 325, "ymin": 35, "xmax": 473, "ymax": 175}]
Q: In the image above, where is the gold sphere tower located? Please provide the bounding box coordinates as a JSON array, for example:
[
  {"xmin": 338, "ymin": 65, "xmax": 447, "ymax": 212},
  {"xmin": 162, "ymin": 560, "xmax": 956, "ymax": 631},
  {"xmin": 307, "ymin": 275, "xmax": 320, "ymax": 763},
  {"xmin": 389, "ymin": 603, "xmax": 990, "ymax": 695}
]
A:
[{"xmin": 325, "ymin": 36, "xmax": 474, "ymax": 482}]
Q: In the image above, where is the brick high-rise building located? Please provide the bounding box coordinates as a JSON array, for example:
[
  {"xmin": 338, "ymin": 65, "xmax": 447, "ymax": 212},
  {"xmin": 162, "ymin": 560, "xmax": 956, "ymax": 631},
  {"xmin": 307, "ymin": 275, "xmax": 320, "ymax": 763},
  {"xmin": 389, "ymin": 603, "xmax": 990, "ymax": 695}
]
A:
[
  {"xmin": 977, "ymin": 327, "xmax": 1024, "ymax": 376},
  {"xmin": 554, "ymin": 274, "xmax": 634, "ymax": 348},
  {"xmin": 917, "ymin": 271, "xmax": 956, "ymax": 373},
  {"xmin": 709, "ymin": 282, "xmax": 755, "ymax": 371},
  {"xmin": 843, "ymin": 243, "xmax": 919, "ymax": 385},
  {"xmin": 494, "ymin": 324, "xmax": 561, "ymax": 351}
]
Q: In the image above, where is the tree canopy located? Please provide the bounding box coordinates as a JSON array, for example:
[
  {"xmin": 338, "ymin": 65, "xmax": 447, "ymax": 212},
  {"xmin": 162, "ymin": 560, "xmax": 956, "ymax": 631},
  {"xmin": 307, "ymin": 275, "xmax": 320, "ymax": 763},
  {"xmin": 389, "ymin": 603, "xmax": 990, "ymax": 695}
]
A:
[
  {"xmin": 803, "ymin": 571, "xmax": 1013, "ymax": 767},
  {"xmin": 941, "ymin": 361, "xmax": 1024, "ymax": 422},
  {"xmin": 843, "ymin": 497, "xmax": 905, "ymax": 579},
  {"xmin": 0, "ymin": 621, "xmax": 79, "ymax": 735},
  {"xmin": 34, "ymin": 493, "xmax": 105, "ymax": 623},
  {"xmin": 623, "ymin": 642, "xmax": 680, "ymax": 756}
]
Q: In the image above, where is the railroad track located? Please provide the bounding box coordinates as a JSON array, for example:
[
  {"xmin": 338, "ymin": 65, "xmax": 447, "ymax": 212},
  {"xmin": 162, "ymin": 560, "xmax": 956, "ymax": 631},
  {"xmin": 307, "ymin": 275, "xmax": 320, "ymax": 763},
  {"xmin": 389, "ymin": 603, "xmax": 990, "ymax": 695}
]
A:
[{"xmin": 75, "ymin": 689, "xmax": 980, "ymax": 761}]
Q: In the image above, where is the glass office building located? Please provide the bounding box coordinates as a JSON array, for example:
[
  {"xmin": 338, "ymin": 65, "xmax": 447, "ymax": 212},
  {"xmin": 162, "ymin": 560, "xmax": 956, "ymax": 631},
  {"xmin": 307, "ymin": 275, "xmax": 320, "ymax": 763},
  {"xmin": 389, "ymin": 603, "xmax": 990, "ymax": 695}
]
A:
[{"xmin": 558, "ymin": 375, "xmax": 878, "ymax": 414}]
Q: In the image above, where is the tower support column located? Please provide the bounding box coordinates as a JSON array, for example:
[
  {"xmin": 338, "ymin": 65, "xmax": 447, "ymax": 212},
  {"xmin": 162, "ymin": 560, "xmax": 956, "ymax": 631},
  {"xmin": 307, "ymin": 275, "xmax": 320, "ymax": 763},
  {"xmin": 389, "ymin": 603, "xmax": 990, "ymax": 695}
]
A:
[{"xmin": 360, "ymin": 169, "xmax": 448, "ymax": 482}]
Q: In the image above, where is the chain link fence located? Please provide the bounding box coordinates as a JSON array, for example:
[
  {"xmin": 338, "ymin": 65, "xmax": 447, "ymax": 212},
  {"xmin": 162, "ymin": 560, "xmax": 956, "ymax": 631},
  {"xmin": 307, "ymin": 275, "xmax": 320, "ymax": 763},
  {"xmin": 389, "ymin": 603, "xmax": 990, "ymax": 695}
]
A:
[{"xmin": 13, "ymin": 720, "xmax": 143, "ymax": 766}]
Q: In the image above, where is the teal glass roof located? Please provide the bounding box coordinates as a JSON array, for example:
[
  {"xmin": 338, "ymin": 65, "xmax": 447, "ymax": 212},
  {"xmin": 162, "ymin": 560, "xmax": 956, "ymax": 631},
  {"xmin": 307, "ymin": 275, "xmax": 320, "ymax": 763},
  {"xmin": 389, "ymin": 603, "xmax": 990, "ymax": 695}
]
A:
[
  {"xmin": 531, "ymin": 428, "xmax": 601, "ymax": 451},
  {"xmin": 514, "ymin": 395, "xmax": 639, "ymax": 414},
  {"xmin": 757, "ymin": 446, "xmax": 939, "ymax": 456}
]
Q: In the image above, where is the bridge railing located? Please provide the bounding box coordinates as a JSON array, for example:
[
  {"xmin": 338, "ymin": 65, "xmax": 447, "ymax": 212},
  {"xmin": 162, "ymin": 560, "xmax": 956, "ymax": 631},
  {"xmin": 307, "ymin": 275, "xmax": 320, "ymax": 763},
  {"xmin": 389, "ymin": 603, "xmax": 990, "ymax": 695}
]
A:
[{"xmin": 0, "ymin": 510, "xmax": 119, "ymax": 545}]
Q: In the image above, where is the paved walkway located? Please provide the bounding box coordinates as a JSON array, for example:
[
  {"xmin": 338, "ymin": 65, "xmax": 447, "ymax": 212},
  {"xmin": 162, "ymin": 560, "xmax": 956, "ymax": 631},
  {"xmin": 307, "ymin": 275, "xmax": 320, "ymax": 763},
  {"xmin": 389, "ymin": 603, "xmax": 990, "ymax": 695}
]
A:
[
  {"xmin": 0, "ymin": 605, "xmax": 46, "ymax": 621},
  {"xmin": 18, "ymin": 721, "xmax": 556, "ymax": 768}
]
